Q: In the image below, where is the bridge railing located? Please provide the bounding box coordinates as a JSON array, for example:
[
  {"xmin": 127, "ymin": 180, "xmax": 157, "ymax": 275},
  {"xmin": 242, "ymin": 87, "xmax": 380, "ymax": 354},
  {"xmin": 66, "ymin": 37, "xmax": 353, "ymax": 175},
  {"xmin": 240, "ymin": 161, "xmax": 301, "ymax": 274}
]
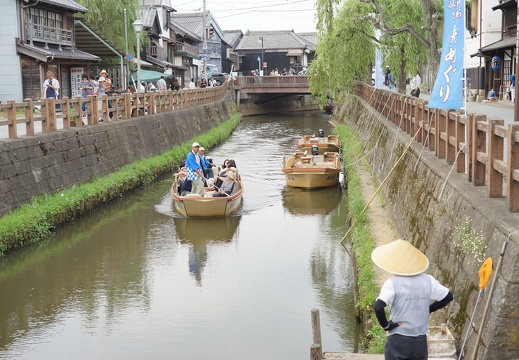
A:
[
  {"xmin": 236, "ymin": 75, "xmax": 309, "ymax": 86},
  {"xmin": 355, "ymin": 82, "xmax": 519, "ymax": 212},
  {"xmin": 0, "ymin": 83, "xmax": 230, "ymax": 139}
]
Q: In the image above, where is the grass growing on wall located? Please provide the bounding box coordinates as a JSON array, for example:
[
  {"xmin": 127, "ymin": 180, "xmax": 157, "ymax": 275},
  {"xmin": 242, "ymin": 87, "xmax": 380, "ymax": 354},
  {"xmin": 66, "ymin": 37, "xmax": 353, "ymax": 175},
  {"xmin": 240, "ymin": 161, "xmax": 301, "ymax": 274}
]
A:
[
  {"xmin": 333, "ymin": 124, "xmax": 386, "ymax": 353},
  {"xmin": 0, "ymin": 113, "xmax": 242, "ymax": 256}
]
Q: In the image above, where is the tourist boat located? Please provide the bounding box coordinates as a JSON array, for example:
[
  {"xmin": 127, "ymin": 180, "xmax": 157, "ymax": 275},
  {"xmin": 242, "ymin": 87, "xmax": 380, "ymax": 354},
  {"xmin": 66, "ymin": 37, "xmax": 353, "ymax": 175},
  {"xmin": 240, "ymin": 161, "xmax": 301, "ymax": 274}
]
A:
[
  {"xmin": 282, "ymin": 151, "xmax": 342, "ymax": 189},
  {"xmin": 296, "ymin": 132, "xmax": 342, "ymax": 154},
  {"xmin": 170, "ymin": 176, "xmax": 244, "ymax": 217}
]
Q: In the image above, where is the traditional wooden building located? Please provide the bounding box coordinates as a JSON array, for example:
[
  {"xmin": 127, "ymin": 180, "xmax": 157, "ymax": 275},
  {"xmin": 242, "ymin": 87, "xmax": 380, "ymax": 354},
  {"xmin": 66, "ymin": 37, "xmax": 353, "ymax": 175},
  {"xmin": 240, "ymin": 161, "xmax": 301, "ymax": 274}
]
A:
[{"xmin": 2, "ymin": 0, "xmax": 102, "ymax": 102}]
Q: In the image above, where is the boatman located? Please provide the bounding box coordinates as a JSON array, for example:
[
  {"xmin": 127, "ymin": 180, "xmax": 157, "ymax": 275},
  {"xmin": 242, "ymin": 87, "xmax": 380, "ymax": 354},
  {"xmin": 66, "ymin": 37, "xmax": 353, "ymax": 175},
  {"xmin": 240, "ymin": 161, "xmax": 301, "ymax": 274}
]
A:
[
  {"xmin": 372, "ymin": 239, "xmax": 453, "ymax": 360},
  {"xmin": 185, "ymin": 142, "xmax": 205, "ymax": 196}
]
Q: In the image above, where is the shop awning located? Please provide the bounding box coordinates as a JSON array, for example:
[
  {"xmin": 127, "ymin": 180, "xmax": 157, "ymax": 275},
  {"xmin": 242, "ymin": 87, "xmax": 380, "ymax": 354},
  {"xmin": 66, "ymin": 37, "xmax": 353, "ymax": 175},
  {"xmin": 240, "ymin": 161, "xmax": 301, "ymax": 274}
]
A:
[
  {"xmin": 471, "ymin": 37, "xmax": 516, "ymax": 57},
  {"xmin": 129, "ymin": 70, "xmax": 173, "ymax": 82},
  {"xmin": 286, "ymin": 49, "xmax": 303, "ymax": 56}
]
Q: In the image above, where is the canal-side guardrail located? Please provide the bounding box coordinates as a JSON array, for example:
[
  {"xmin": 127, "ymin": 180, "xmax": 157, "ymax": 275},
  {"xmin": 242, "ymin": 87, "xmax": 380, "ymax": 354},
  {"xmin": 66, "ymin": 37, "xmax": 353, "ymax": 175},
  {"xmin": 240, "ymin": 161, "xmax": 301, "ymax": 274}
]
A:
[
  {"xmin": 355, "ymin": 82, "xmax": 519, "ymax": 213},
  {"xmin": 0, "ymin": 83, "xmax": 230, "ymax": 139}
]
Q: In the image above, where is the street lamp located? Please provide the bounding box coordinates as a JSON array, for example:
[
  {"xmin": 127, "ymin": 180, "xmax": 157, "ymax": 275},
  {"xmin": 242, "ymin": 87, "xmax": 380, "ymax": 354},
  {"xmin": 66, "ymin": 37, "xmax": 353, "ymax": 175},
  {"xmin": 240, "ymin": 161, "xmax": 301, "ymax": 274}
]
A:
[
  {"xmin": 132, "ymin": 18, "xmax": 143, "ymax": 92},
  {"xmin": 258, "ymin": 37, "xmax": 264, "ymax": 76}
]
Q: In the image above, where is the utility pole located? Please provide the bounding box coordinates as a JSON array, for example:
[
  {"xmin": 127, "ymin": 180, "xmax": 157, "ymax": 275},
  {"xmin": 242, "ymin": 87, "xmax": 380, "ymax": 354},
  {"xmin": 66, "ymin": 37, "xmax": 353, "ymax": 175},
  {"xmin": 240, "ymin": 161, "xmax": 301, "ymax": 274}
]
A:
[
  {"xmin": 124, "ymin": 8, "xmax": 129, "ymax": 91},
  {"xmin": 202, "ymin": 0, "xmax": 207, "ymax": 83}
]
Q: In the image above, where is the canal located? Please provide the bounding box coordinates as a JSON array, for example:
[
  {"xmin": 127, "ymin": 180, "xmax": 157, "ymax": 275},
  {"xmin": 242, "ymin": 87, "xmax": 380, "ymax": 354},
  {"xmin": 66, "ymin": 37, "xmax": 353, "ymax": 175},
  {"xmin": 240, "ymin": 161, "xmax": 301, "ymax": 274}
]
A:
[{"xmin": 0, "ymin": 112, "xmax": 358, "ymax": 359}]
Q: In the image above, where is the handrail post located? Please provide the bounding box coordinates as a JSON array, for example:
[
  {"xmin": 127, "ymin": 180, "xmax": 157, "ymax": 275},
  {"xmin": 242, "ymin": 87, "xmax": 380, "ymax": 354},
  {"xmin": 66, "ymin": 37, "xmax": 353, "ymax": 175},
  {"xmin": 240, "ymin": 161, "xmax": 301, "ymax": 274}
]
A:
[
  {"xmin": 7, "ymin": 100, "xmax": 17, "ymax": 139},
  {"xmin": 456, "ymin": 114, "xmax": 467, "ymax": 173},
  {"xmin": 506, "ymin": 124, "xmax": 519, "ymax": 211},
  {"xmin": 488, "ymin": 119, "xmax": 505, "ymax": 197},
  {"xmin": 472, "ymin": 114, "xmax": 487, "ymax": 186},
  {"xmin": 24, "ymin": 98, "xmax": 35, "ymax": 136},
  {"xmin": 48, "ymin": 98, "xmax": 57, "ymax": 131}
]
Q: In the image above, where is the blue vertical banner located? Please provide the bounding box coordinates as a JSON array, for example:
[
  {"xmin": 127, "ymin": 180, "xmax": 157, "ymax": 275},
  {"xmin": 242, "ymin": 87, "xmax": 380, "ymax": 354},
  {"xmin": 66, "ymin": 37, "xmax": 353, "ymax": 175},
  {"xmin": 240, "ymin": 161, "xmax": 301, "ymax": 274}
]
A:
[
  {"xmin": 374, "ymin": 48, "xmax": 384, "ymax": 88},
  {"xmin": 429, "ymin": 0, "xmax": 465, "ymax": 109}
]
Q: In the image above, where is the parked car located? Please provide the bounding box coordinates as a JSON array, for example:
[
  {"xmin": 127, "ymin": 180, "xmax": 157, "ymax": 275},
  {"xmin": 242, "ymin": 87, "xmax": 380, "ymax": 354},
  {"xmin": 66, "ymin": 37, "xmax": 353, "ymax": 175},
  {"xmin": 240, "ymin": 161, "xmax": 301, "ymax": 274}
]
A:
[{"xmin": 210, "ymin": 73, "xmax": 229, "ymax": 86}]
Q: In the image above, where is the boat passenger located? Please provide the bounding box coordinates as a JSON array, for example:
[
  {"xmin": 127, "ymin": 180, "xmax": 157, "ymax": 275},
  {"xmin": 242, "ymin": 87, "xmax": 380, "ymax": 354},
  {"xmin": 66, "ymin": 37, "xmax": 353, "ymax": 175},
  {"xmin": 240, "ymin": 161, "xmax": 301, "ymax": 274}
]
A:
[
  {"xmin": 219, "ymin": 159, "xmax": 230, "ymax": 176},
  {"xmin": 174, "ymin": 167, "xmax": 187, "ymax": 195},
  {"xmin": 199, "ymin": 147, "xmax": 214, "ymax": 179},
  {"xmin": 213, "ymin": 170, "xmax": 237, "ymax": 197},
  {"xmin": 185, "ymin": 142, "xmax": 205, "ymax": 196}
]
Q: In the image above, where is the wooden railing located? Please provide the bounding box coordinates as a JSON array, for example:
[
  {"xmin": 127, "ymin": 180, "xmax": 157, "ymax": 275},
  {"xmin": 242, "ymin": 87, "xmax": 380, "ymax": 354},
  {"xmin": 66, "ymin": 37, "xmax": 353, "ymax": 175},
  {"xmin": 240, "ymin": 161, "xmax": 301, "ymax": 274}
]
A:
[
  {"xmin": 236, "ymin": 75, "xmax": 309, "ymax": 86},
  {"xmin": 25, "ymin": 22, "xmax": 73, "ymax": 46},
  {"xmin": 0, "ymin": 83, "xmax": 230, "ymax": 140},
  {"xmin": 355, "ymin": 82, "xmax": 519, "ymax": 212}
]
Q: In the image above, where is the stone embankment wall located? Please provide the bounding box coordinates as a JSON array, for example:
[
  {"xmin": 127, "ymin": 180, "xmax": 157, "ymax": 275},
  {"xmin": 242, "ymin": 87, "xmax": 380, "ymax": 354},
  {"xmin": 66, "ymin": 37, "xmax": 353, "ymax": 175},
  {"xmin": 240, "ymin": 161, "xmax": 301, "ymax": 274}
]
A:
[
  {"xmin": 0, "ymin": 94, "xmax": 235, "ymax": 217},
  {"xmin": 336, "ymin": 96, "xmax": 519, "ymax": 360}
]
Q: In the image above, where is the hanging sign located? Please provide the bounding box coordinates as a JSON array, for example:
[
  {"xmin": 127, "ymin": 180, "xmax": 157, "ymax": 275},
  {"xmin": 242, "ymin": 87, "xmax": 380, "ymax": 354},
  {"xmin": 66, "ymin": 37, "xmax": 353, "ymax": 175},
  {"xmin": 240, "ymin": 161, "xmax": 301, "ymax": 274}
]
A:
[
  {"xmin": 429, "ymin": 0, "xmax": 464, "ymax": 109},
  {"xmin": 491, "ymin": 56, "xmax": 500, "ymax": 71}
]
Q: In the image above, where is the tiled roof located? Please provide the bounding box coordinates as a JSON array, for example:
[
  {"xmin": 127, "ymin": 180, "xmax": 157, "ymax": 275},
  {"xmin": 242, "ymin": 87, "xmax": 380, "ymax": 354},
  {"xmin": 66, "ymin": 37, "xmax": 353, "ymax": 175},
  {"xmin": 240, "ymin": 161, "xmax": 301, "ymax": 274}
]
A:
[
  {"xmin": 171, "ymin": 12, "xmax": 204, "ymax": 37},
  {"xmin": 298, "ymin": 32, "xmax": 317, "ymax": 49},
  {"xmin": 142, "ymin": 7, "xmax": 158, "ymax": 28},
  {"xmin": 17, "ymin": 43, "xmax": 100, "ymax": 62},
  {"xmin": 38, "ymin": 0, "xmax": 88, "ymax": 13},
  {"xmin": 171, "ymin": 11, "xmax": 223, "ymax": 39},
  {"xmin": 223, "ymin": 30, "xmax": 243, "ymax": 49},
  {"xmin": 235, "ymin": 30, "xmax": 310, "ymax": 51},
  {"xmin": 144, "ymin": 0, "xmax": 175, "ymax": 10}
]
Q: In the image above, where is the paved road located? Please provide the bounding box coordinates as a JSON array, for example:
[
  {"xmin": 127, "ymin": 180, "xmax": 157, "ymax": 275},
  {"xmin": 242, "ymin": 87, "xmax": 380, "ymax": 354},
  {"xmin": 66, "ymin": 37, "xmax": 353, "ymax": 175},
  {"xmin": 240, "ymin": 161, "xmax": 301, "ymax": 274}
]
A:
[{"xmin": 420, "ymin": 92, "xmax": 515, "ymax": 125}]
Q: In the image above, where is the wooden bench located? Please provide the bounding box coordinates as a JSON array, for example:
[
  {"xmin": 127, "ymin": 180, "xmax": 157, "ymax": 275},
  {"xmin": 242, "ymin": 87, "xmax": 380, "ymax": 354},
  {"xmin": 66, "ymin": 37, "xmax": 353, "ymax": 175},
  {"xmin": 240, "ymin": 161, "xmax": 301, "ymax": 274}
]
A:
[{"xmin": 300, "ymin": 156, "xmax": 313, "ymax": 163}]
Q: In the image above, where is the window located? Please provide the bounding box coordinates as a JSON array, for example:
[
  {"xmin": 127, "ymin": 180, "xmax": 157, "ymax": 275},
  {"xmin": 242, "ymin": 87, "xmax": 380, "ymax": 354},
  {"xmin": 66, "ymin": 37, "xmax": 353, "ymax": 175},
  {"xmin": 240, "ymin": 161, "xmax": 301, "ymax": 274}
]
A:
[
  {"xmin": 466, "ymin": 0, "xmax": 478, "ymax": 36},
  {"xmin": 26, "ymin": 8, "xmax": 62, "ymax": 29}
]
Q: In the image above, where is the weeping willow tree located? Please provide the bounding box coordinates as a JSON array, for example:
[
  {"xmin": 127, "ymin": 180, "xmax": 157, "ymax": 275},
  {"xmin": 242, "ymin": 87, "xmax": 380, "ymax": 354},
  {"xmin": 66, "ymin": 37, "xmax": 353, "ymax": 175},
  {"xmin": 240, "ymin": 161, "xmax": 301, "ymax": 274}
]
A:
[
  {"xmin": 311, "ymin": 0, "xmax": 443, "ymax": 105},
  {"xmin": 310, "ymin": 0, "xmax": 376, "ymax": 107},
  {"xmin": 75, "ymin": 0, "xmax": 142, "ymax": 63}
]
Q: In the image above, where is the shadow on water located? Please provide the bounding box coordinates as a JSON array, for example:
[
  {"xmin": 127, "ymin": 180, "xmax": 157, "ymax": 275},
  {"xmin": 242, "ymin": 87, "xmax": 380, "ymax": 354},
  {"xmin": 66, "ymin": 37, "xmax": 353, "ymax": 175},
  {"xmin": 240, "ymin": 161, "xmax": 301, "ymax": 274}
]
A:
[
  {"xmin": 173, "ymin": 216, "xmax": 241, "ymax": 285},
  {"xmin": 282, "ymin": 186, "xmax": 343, "ymax": 216}
]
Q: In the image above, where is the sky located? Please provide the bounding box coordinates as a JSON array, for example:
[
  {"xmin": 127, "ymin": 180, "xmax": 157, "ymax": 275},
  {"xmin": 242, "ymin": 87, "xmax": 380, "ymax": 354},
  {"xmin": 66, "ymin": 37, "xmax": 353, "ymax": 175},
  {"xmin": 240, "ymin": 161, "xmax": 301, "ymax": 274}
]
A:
[{"xmin": 172, "ymin": 0, "xmax": 318, "ymax": 33}]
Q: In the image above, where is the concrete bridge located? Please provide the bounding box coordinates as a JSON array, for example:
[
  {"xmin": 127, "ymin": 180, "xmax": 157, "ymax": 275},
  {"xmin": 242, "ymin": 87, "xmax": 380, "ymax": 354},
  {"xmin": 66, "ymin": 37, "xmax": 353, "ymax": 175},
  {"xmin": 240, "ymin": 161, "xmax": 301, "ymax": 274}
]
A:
[{"xmin": 234, "ymin": 75, "xmax": 317, "ymax": 115}]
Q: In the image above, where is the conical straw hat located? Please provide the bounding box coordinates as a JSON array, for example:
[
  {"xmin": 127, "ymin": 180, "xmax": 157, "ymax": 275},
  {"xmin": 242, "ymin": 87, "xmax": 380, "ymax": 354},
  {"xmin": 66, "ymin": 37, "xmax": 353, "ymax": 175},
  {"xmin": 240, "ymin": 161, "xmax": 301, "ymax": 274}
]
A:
[{"xmin": 371, "ymin": 239, "xmax": 429, "ymax": 276}]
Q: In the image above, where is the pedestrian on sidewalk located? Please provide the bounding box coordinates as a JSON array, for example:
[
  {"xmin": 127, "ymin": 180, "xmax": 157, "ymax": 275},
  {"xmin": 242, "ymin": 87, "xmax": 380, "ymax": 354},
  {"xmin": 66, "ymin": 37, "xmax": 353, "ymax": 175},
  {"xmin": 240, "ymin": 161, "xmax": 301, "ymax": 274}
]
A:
[
  {"xmin": 99, "ymin": 70, "xmax": 113, "ymax": 119},
  {"xmin": 41, "ymin": 71, "xmax": 59, "ymax": 100},
  {"xmin": 372, "ymin": 239, "xmax": 453, "ymax": 360}
]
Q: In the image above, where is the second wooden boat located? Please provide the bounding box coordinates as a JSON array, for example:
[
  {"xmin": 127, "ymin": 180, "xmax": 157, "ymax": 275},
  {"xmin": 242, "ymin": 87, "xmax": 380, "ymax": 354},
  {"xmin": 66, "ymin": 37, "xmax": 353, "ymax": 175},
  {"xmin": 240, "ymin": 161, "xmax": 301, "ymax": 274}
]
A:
[{"xmin": 282, "ymin": 151, "xmax": 342, "ymax": 189}]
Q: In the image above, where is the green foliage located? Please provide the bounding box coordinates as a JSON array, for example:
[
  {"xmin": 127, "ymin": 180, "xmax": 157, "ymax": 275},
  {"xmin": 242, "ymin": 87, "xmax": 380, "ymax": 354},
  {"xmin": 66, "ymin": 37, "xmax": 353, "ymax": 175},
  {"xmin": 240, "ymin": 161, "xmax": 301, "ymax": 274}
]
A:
[
  {"xmin": 312, "ymin": 0, "xmax": 444, "ymax": 99},
  {"xmin": 0, "ymin": 113, "xmax": 242, "ymax": 256},
  {"xmin": 311, "ymin": 1, "xmax": 375, "ymax": 107},
  {"xmin": 75, "ymin": 0, "xmax": 142, "ymax": 64},
  {"xmin": 333, "ymin": 124, "xmax": 385, "ymax": 352}
]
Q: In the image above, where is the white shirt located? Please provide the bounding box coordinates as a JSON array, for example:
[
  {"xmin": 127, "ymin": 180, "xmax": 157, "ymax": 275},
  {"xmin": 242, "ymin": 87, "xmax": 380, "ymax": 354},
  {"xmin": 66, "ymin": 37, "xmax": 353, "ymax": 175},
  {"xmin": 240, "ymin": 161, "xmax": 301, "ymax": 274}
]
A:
[{"xmin": 377, "ymin": 274, "xmax": 449, "ymax": 337}]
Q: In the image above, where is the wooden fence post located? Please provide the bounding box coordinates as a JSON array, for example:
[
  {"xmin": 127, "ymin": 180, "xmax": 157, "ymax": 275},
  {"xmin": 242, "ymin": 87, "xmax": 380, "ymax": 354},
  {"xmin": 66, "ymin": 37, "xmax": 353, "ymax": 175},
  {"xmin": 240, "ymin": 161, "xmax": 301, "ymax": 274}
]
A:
[
  {"xmin": 488, "ymin": 119, "xmax": 505, "ymax": 197},
  {"xmin": 472, "ymin": 115, "xmax": 487, "ymax": 186},
  {"xmin": 7, "ymin": 100, "xmax": 17, "ymax": 139},
  {"xmin": 446, "ymin": 112, "xmax": 456, "ymax": 164},
  {"xmin": 506, "ymin": 124, "xmax": 519, "ymax": 212},
  {"xmin": 456, "ymin": 114, "xmax": 467, "ymax": 173},
  {"xmin": 24, "ymin": 98, "xmax": 35, "ymax": 136},
  {"xmin": 437, "ymin": 109, "xmax": 447, "ymax": 159},
  {"xmin": 62, "ymin": 96, "xmax": 71, "ymax": 128},
  {"xmin": 310, "ymin": 344, "xmax": 322, "ymax": 360},
  {"xmin": 311, "ymin": 309, "xmax": 322, "ymax": 359}
]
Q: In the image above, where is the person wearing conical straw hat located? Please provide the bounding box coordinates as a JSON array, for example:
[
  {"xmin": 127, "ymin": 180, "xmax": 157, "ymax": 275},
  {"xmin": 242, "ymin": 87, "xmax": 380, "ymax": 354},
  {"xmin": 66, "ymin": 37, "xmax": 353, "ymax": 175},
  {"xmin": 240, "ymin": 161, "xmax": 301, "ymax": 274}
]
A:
[{"xmin": 372, "ymin": 239, "xmax": 453, "ymax": 360}]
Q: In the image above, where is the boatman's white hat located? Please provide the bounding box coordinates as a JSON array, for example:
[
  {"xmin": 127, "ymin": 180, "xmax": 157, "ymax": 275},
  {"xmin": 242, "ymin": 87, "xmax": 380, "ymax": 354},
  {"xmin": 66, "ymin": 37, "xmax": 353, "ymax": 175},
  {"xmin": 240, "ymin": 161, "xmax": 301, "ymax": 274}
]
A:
[{"xmin": 192, "ymin": 142, "xmax": 200, "ymax": 147}]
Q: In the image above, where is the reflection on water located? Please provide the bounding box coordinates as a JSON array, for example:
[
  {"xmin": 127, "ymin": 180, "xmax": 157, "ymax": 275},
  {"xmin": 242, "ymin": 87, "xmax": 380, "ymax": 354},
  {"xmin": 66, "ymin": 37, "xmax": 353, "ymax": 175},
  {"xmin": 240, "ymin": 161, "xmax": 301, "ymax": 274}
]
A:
[
  {"xmin": 282, "ymin": 186, "xmax": 343, "ymax": 215},
  {"xmin": 0, "ymin": 112, "xmax": 358, "ymax": 360},
  {"xmin": 174, "ymin": 217, "xmax": 241, "ymax": 285}
]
